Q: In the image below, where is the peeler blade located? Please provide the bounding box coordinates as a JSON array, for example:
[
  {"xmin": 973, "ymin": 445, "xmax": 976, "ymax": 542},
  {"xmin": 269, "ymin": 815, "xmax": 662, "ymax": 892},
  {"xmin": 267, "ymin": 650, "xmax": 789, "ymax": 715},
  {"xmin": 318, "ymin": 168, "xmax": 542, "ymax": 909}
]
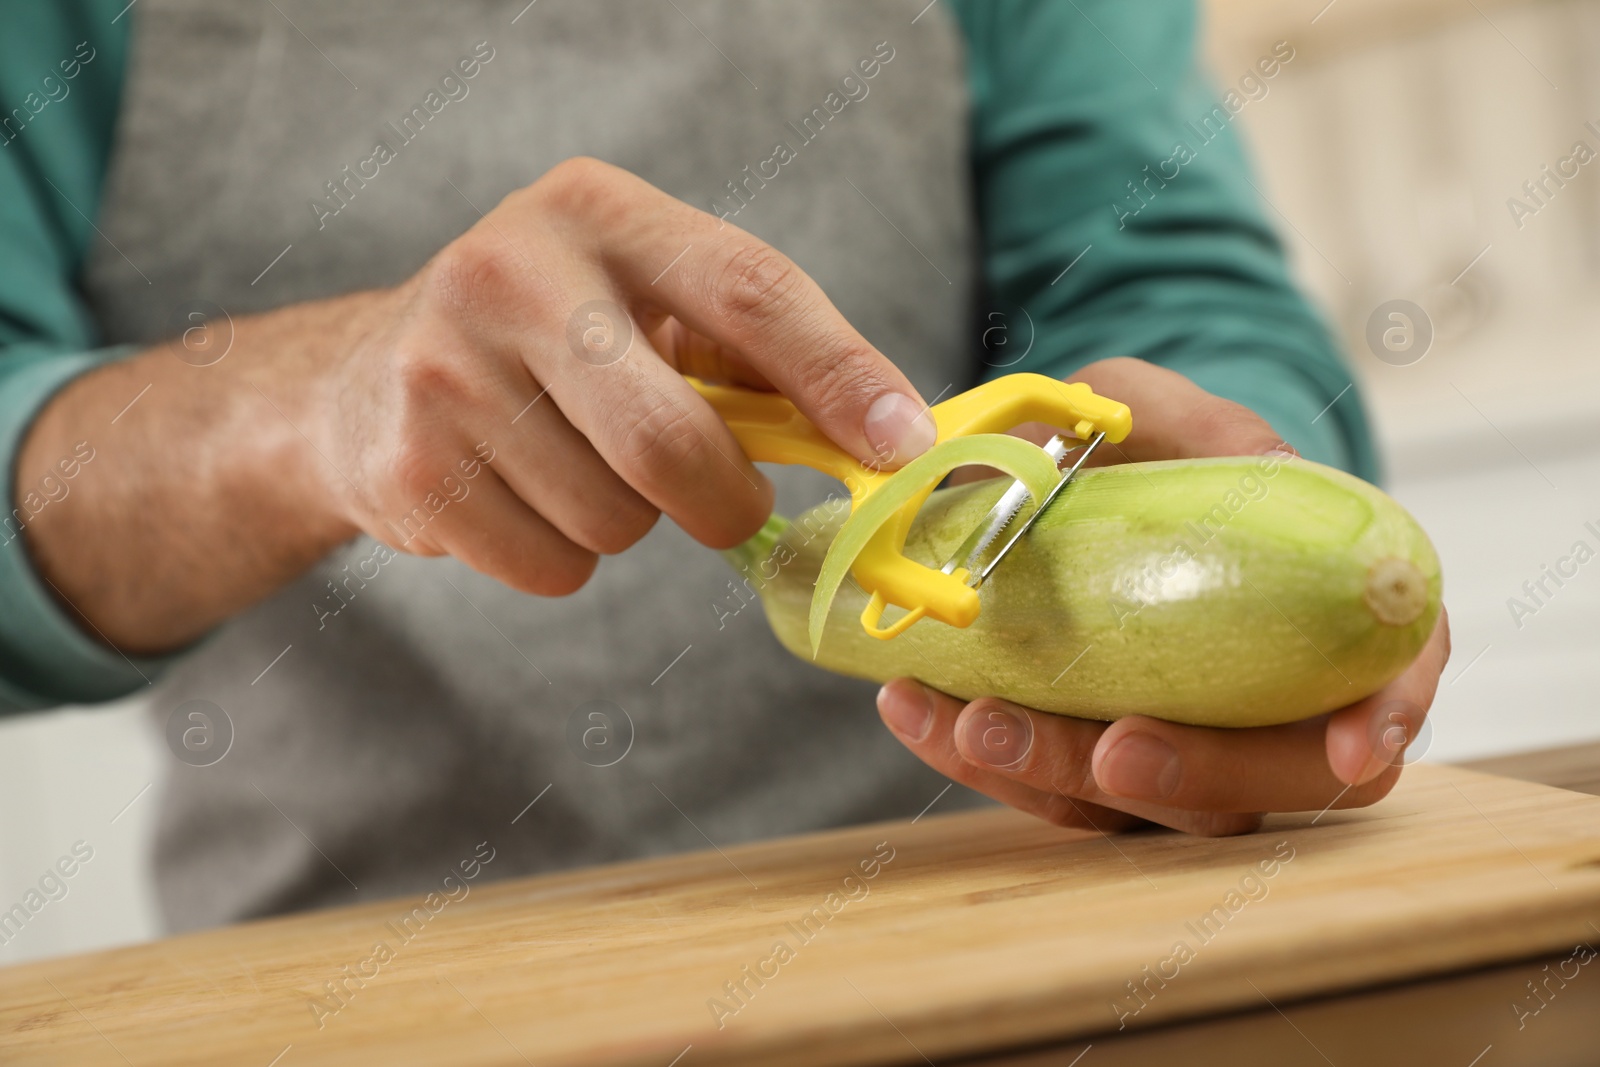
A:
[
  {"xmin": 939, "ymin": 432, "xmax": 1107, "ymax": 589},
  {"xmin": 940, "ymin": 436, "xmax": 1070, "ymax": 581}
]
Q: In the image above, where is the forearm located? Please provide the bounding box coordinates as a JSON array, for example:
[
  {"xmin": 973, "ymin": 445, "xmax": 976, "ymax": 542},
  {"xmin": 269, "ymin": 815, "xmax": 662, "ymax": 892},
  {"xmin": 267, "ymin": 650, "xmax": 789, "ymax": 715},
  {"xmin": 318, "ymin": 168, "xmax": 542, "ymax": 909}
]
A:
[
  {"xmin": 14, "ymin": 290, "xmax": 383, "ymax": 655},
  {"xmin": 10, "ymin": 157, "xmax": 938, "ymax": 681}
]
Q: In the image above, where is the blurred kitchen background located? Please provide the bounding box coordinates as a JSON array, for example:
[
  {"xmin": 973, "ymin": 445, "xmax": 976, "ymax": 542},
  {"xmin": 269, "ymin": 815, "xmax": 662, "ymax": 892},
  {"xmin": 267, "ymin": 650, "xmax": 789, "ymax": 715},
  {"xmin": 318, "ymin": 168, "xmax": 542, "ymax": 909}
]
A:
[{"xmin": 3, "ymin": 0, "xmax": 1597, "ymax": 965}]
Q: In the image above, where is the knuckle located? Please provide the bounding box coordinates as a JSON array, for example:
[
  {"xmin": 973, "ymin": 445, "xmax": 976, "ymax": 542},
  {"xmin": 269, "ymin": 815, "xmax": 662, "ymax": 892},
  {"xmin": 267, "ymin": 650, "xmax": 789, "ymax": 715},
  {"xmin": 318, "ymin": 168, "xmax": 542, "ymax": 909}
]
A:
[
  {"xmin": 582, "ymin": 498, "xmax": 661, "ymax": 555},
  {"xmin": 1039, "ymin": 794, "xmax": 1095, "ymax": 830},
  {"xmin": 1192, "ymin": 396, "xmax": 1278, "ymax": 455},
  {"xmin": 389, "ymin": 437, "xmax": 445, "ymax": 503},
  {"xmin": 710, "ymin": 242, "xmax": 802, "ymax": 330},
  {"xmin": 1068, "ymin": 355, "xmax": 1145, "ymax": 390},
  {"xmin": 790, "ymin": 337, "xmax": 883, "ymax": 410},
  {"xmin": 1186, "ymin": 812, "xmax": 1265, "ymax": 837},
  {"xmin": 1049, "ymin": 746, "xmax": 1100, "ymax": 801},
  {"xmin": 1089, "ymin": 355, "xmax": 1145, "ymax": 377},
  {"xmin": 535, "ymin": 156, "xmax": 623, "ymax": 223},
  {"xmin": 1032, "ymin": 716, "xmax": 1109, "ymax": 797},
  {"xmin": 616, "ymin": 398, "xmax": 704, "ymax": 491},
  {"xmin": 1042, "ymin": 794, "xmax": 1114, "ymax": 831},
  {"xmin": 397, "ymin": 350, "xmax": 465, "ymax": 405},
  {"xmin": 609, "ymin": 395, "xmax": 767, "ymax": 546},
  {"xmin": 1038, "ymin": 796, "xmax": 1141, "ymax": 833},
  {"xmin": 384, "ymin": 442, "xmax": 458, "ymax": 545},
  {"xmin": 427, "ymin": 233, "xmax": 524, "ymax": 323},
  {"xmin": 375, "ymin": 517, "xmax": 432, "ymax": 563}
]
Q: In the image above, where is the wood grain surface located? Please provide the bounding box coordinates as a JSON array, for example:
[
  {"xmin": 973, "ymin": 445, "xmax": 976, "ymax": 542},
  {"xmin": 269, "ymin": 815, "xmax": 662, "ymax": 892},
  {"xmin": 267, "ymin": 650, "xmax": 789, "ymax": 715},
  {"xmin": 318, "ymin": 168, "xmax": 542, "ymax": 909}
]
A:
[
  {"xmin": 981, "ymin": 950, "xmax": 1600, "ymax": 1067},
  {"xmin": 1466, "ymin": 741, "xmax": 1600, "ymax": 799},
  {"xmin": 3, "ymin": 763, "xmax": 1598, "ymax": 1066}
]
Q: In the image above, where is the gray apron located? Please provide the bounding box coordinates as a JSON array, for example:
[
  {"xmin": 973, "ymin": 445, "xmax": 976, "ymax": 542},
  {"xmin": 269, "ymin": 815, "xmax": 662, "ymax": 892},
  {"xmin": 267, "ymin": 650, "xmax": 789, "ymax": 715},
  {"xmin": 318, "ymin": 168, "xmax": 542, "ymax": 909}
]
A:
[{"xmin": 82, "ymin": 0, "xmax": 980, "ymax": 931}]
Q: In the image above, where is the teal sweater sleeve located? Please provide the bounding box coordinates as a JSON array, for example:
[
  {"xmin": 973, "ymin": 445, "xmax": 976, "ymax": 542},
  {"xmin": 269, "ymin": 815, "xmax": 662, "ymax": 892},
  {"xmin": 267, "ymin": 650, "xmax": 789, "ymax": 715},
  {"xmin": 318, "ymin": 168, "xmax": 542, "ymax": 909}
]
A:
[
  {"xmin": 0, "ymin": 2, "xmax": 155, "ymax": 713},
  {"xmin": 949, "ymin": 0, "xmax": 1378, "ymax": 481}
]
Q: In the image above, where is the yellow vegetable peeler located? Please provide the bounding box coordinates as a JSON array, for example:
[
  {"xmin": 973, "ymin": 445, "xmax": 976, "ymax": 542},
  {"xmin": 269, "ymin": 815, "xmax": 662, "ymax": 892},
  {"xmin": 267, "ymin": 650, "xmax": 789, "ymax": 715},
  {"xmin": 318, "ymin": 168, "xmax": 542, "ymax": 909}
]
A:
[{"xmin": 691, "ymin": 373, "xmax": 1132, "ymax": 640}]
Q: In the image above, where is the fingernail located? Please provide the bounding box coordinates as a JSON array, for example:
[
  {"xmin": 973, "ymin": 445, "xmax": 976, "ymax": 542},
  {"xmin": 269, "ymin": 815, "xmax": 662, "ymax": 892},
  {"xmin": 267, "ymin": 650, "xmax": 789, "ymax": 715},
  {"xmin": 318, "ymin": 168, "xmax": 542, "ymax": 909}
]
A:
[
  {"xmin": 960, "ymin": 705, "xmax": 1034, "ymax": 769},
  {"xmin": 1260, "ymin": 442, "xmax": 1299, "ymax": 460},
  {"xmin": 1097, "ymin": 732, "xmax": 1180, "ymax": 799},
  {"xmin": 1357, "ymin": 699, "xmax": 1421, "ymax": 783},
  {"xmin": 878, "ymin": 681, "xmax": 933, "ymax": 742},
  {"xmin": 864, "ymin": 393, "xmax": 936, "ymax": 465}
]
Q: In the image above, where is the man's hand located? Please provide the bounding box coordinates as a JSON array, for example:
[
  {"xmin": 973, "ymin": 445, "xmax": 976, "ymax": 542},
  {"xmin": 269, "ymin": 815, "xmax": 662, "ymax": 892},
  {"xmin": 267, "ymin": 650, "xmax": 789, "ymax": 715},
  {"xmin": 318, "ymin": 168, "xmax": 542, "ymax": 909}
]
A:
[
  {"xmin": 305, "ymin": 158, "xmax": 936, "ymax": 594},
  {"xmin": 875, "ymin": 358, "xmax": 1452, "ymax": 835},
  {"xmin": 18, "ymin": 158, "xmax": 936, "ymax": 653}
]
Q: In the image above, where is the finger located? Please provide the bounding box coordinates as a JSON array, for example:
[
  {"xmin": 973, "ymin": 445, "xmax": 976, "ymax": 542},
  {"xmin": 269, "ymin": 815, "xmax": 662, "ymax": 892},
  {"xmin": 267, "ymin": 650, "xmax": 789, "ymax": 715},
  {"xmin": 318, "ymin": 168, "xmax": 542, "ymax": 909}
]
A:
[
  {"xmin": 643, "ymin": 313, "xmax": 774, "ymax": 392},
  {"xmin": 880, "ymin": 679, "xmax": 1261, "ymax": 836},
  {"xmin": 513, "ymin": 279, "xmax": 775, "ymax": 549},
  {"xmin": 1326, "ymin": 607, "xmax": 1452, "ymax": 785},
  {"xmin": 948, "ymin": 693, "xmax": 1266, "ymax": 834},
  {"xmin": 1090, "ymin": 712, "xmax": 1399, "ymax": 815},
  {"xmin": 420, "ymin": 465, "xmax": 598, "ymax": 597},
  {"xmin": 496, "ymin": 386, "xmax": 661, "ymax": 555},
  {"xmin": 877, "ymin": 678, "xmax": 1143, "ymax": 832},
  {"xmin": 1066, "ymin": 357, "xmax": 1293, "ymax": 462},
  {"xmin": 569, "ymin": 161, "xmax": 935, "ymax": 466},
  {"xmin": 586, "ymin": 345, "xmax": 775, "ymax": 548}
]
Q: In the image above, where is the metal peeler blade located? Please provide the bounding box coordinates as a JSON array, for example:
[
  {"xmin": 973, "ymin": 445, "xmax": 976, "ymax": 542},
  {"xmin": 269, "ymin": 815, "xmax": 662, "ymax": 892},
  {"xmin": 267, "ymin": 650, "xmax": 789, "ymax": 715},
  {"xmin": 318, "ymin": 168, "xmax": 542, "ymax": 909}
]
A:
[{"xmin": 939, "ymin": 431, "xmax": 1107, "ymax": 588}]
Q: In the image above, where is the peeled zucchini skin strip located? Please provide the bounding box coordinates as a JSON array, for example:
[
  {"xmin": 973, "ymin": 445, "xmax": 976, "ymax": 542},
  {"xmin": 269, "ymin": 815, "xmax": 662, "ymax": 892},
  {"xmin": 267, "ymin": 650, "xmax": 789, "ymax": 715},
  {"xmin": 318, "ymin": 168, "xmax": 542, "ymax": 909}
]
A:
[{"xmin": 807, "ymin": 434, "xmax": 1062, "ymax": 655}]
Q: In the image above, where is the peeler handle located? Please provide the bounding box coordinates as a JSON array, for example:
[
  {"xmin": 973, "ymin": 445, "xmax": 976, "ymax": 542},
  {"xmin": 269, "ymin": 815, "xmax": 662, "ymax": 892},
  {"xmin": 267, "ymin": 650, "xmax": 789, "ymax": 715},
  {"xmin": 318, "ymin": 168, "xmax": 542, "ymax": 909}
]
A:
[
  {"xmin": 689, "ymin": 373, "xmax": 1131, "ymax": 638},
  {"xmin": 688, "ymin": 379, "xmax": 891, "ymax": 502},
  {"xmin": 690, "ymin": 372, "xmax": 1130, "ymax": 476},
  {"xmin": 931, "ymin": 374, "xmax": 1132, "ymax": 445}
]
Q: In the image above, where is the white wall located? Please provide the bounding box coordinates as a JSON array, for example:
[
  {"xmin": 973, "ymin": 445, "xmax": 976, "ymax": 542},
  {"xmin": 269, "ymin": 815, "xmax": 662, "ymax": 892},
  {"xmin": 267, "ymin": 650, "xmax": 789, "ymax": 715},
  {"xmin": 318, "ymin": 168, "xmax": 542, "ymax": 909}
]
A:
[{"xmin": 0, "ymin": 698, "xmax": 162, "ymax": 966}]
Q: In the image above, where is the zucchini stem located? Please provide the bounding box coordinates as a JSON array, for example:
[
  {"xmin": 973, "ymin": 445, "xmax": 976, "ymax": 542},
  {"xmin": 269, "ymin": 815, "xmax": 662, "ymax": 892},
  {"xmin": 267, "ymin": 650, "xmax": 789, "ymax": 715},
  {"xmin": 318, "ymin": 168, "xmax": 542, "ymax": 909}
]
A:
[{"xmin": 721, "ymin": 513, "xmax": 791, "ymax": 575}]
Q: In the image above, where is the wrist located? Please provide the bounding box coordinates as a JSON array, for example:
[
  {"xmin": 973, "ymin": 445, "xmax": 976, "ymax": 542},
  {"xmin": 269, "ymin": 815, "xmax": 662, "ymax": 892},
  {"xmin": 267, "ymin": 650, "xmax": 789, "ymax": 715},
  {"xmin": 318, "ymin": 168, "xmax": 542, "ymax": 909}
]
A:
[{"xmin": 252, "ymin": 285, "xmax": 405, "ymax": 553}]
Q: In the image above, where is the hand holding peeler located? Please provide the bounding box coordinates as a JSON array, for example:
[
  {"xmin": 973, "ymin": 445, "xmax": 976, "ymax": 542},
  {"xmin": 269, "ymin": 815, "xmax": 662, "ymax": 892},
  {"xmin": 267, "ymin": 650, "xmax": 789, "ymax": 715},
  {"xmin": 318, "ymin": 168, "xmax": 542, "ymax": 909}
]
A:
[{"xmin": 691, "ymin": 373, "xmax": 1132, "ymax": 639}]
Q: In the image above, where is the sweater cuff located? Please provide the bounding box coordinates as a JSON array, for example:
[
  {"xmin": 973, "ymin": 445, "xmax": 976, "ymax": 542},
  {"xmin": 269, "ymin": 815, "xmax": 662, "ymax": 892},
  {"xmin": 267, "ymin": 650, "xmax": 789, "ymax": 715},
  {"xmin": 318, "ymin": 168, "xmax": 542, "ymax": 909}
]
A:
[{"xmin": 0, "ymin": 344, "xmax": 168, "ymax": 713}]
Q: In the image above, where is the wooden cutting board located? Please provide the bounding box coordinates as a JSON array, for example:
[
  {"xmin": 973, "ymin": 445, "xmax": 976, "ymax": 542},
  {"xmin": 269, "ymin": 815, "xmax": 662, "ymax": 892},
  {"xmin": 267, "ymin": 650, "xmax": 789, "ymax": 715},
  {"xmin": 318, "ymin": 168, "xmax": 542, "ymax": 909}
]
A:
[{"xmin": 4, "ymin": 763, "xmax": 1599, "ymax": 1066}]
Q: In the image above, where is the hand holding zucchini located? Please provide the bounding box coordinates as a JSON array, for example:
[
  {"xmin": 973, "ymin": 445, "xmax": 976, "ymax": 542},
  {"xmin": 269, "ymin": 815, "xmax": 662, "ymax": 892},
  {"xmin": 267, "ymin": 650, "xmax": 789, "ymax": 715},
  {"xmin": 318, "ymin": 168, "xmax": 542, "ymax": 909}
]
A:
[{"xmin": 726, "ymin": 453, "xmax": 1442, "ymax": 729}]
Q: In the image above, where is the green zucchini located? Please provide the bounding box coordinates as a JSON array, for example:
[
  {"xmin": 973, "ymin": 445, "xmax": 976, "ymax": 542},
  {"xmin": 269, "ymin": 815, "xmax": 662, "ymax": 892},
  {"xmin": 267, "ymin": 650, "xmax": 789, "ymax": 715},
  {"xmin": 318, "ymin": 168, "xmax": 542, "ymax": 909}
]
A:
[{"xmin": 725, "ymin": 456, "xmax": 1441, "ymax": 728}]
